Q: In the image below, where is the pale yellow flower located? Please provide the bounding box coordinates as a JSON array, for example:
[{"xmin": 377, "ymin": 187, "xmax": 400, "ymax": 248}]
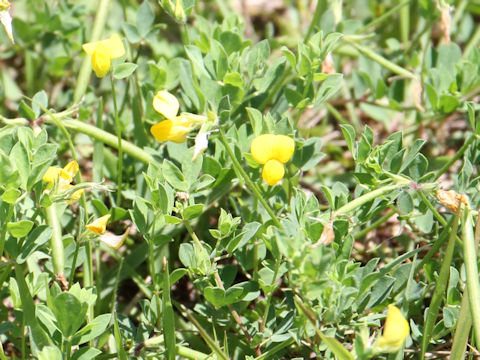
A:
[
  {"xmin": 86, "ymin": 214, "xmax": 111, "ymax": 235},
  {"xmin": 82, "ymin": 34, "xmax": 125, "ymax": 78}
]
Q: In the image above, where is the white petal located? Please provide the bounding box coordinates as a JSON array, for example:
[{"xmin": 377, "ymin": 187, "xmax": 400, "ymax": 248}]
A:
[
  {"xmin": 0, "ymin": 9, "xmax": 13, "ymax": 43},
  {"xmin": 192, "ymin": 131, "xmax": 208, "ymax": 161}
]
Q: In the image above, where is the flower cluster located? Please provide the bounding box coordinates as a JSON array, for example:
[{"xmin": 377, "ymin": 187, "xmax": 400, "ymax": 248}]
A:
[
  {"xmin": 42, "ymin": 161, "xmax": 83, "ymax": 201},
  {"xmin": 150, "ymin": 90, "xmax": 206, "ymax": 143},
  {"xmin": 250, "ymin": 134, "xmax": 294, "ymax": 185},
  {"xmin": 82, "ymin": 34, "xmax": 125, "ymax": 78}
]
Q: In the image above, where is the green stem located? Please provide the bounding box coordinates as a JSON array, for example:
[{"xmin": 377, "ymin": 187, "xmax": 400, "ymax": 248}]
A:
[
  {"xmin": 110, "ymin": 75, "xmax": 123, "ymax": 205},
  {"xmin": 462, "ymin": 208, "xmax": 480, "ymax": 346},
  {"xmin": 45, "ymin": 204, "xmax": 64, "ymax": 276},
  {"xmin": 218, "ymin": 128, "xmax": 283, "ymax": 229},
  {"xmin": 176, "ymin": 345, "xmax": 209, "ymax": 360},
  {"xmin": 73, "ymin": 0, "xmax": 113, "ymax": 102},
  {"xmin": 334, "ymin": 183, "xmax": 409, "ymax": 217},
  {"xmin": 68, "ymin": 242, "xmax": 80, "ymax": 288},
  {"xmin": 60, "ymin": 119, "xmax": 159, "ymax": 166},
  {"xmin": 343, "ymin": 37, "xmax": 417, "ymax": 80},
  {"xmin": 434, "ymin": 133, "xmax": 476, "ymax": 181},
  {"xmin": 357, "ymin": 0, "xmax": 411, "ymax": 34},
  {"xmin": 0, "ymin": 204, "xmax": 14, "ymax": 258},
  {"xmin": 420, "ymin": 207, "xmax": 460, "ymax": 358},
  {"xmin": 450, "ymin": 290, "xmax": 472, "ymax": 360},
  {"xmin": 304, "ymin": 0, "xmax": 327, "ymax": 43}
]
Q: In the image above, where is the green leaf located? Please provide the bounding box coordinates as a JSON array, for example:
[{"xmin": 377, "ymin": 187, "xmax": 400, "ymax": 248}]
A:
[
  {"xmin": 2, "ymin": 188, "xmax": 21, "ymax": 204},
  {"xmin": 113, "ymin": 63, "xmax": 138, "ymax": 79},
  {"xmin": 70, "ymin": 347, "xmax": 102, "ymax": 360},
  {"xmin": 10, "ymin": 142, "xmax": 29, "ymax": 190},
  {"xmin": 18, "ymin": 101, "xmax": 36, "ymax": 120},
  {"xmin": 71, "ymin": 313, "xmax": 111, "ymax": 346},
  {"xmin": 163, "ymin": 160, "xmax": 188, "ymax": 191},
  {"xmin": 32, "ymin": 90, "xmax": 48, "ymax": 118},
  {"xmin": 340, "ymin": 124, "xmax": 356, "ymax": 160},
  {"xmin": 17, "ymin": 225, "xmax": 52, "ymax": 264},
  {"xmin": 7, "ymin": 220, "xmax": 34, "ymax": 238},
  {"xmin": 203, "ymin": 286, "xmax": 244, "ymax": 307},
  {"xmin": 37, "ymin": 346, "xmax": 62, "ymax": 360},
  {"xmin": 223, "ymin": 72, "xmax": 243, "ymax": 87},
  {"xmin": 136, "ymin": 0, "xmax": 155, "ymax": 37},
  {"xmin": 51, "ymin": 293, "xmax": 88, "ymax": 338},
  {"xmin": 183, "ymin": 204, "xmax": 204, "ymax": 220}
]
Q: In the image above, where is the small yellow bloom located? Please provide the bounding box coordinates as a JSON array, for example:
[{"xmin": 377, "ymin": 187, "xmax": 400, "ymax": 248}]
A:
[
  {"xmin": 250, "ymin": 134, "xmax": 294, "ymax": 185},
  {"xmin": 42, "ymin": 161, "xmax": 83, "ymax": 201},
  {"xmin": 151, "ymin": 90, "xmax": 206, "ymax": 143},
  {"xmin": 82, "ymin": 34, "xmax": 125, "ymax": 78},
  {"xmin": 376, "ymin": 305, "xmax": 409, "ymax": 353},
  {"xmin": 262, "ymin": 159, "xmax": 285, "ymax": 186},
  {"xmin": 86, "ymin": 214, "xmax": 111, "ymax": 235}
]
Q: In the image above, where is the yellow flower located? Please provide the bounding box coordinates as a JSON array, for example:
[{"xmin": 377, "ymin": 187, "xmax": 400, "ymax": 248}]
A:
[
  {"xmin": 42, "ymin": 161, "xmax": 84, "ymax": 201},
  {"xmin": 262, "ymin": 159, "xmax": 285, "ymax": 186},
  {"xmin": 150, "ymin": 90, "xmax": 206, "ymax": 143},
  {"xmin": 82, "ymin": 34, "xmax": 125, "ymax": 78},
  {"xmin": 153, "ymin": 90, "xmax": 180, "ymax": 119},
  {"xmin": 86, "ymin": 214, "xmax": 111, "ymax": 235},
  {"xmin": 376, "ymin": 305, "xmax": 410, "ymax": 353},
  {"xmin": 250, "ymin": 134, "xmax": 294, "ymax": 185}
]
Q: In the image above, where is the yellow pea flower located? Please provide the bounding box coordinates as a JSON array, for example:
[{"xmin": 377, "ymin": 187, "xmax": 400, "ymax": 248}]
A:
[
  {"xmin": 86, "ymin": 214, "xmax": 111, "ymax": 235},
  {"xmin": 375, "ymin": 305, "xmax": 410, "ymax": 353},
  {"xmin": 150, "ymin": 90, "xmax": 206, "ymax": 143},
  {"xmin": 42, "ymin": 161, "xmax": 84, "ymax": 201},
  {"xmin": 262, "ymin": 160, "xmax": 285, "ymax": 186},
  {"xmin": 82, "ymin": 34, "xmax": 125, "ymax": 78},
  {"xmin": 250, "ymin": 134, "xmax": 294, "ymax": 185},
  {"xmin": 0, "ymin": 0, "xmax": 13, "ymax": 44}
]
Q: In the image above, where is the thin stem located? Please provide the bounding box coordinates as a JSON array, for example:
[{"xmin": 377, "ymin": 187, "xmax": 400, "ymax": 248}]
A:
[
  {"xmin": 304, "ymin": 0, "xmax": 327, "ymax": 43},
  {"xmin": 60, "ymin": 119, "xmax": 159, "ymax": 166},
  {"xmin": 334, "ymin": 182, "xmax": 409, "ymax": 217},
  {"xmin": 0, "ymin": 204, "xmax": 14, "ymax": 258},
  {"xmin": 462, "ymin": 208, "xmax": 480, "ymax": 346},
  {"xmin": 420, "ymin": 207, "xmax": 460, "ymax": 358},
  {"xmin": 218, "ymin": 128, "xmax": 283, "ymax": 229},
  {"xmin": 357, "ymin": 0, "xmax": 411, "ymax": 34},
  {"xmin": 110, "ymin": 75, "xmax": 123, "ymax": 205},
  {"xmin": 434, "ymin": 133, "xmax": 476, "ymax": 181},
  {"xmin": 45, "ymin": 204, "xmax": 64, "ymax": 276},
  {"xmin": 73, "ymin": 0, "xmax": 113, "ymax": 102},
  {"xmin": 68, "ymin": 242, "xmax": 80, "ymax": 288},
  {"xmin": 343, "ymin": 37, "xmax": 417, "ymax": 80}
]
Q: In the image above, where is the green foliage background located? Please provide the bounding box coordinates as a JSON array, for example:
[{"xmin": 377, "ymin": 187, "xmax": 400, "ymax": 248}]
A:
[{"xmin": 1, "ymin": 0, "xmax": 480, "ymax": 359}]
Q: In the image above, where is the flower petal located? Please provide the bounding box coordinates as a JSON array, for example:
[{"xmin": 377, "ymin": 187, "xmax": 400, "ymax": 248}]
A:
[
  {"xmin": 273, "ymin": 135, "xmax": 294, "ymax": 163},
  {"xmin": 151, "ymin": 119, "xmax": 174, "ymax": 142},
  {"xmin": 250, "ymin": 134, "xmax": 276, "ymax": 165},
  {"xmin": 42, "ymin": 166, "xmax": 63, "ymax": 184},
  {"xmin": 91, "ymin": 44, "xmax": 111, "ymax": 78},
  {"xmin": 262, "ymin": 159, "xmax": 284, "ymax": 185},
  {"xmin": 153, "ymin": 90, "xmax": 179, "ymax": 119},
  {"xmin": 62, "ymin": 161, "xmax": 79, "ymax": 181},
  {"xmin": 86, "ymin": 214, "xmax": 111, "ymax": 235},
  {"xmin": 103, "ymin": 33, "xmax": 125, "ymax": 59},
  {"xmin": 377, "ymin": 305, "xmax": 409, "ymax": 353},
  {"xmin": 82, "ymin": 40, "xmax": 99, "ymax": 56}
]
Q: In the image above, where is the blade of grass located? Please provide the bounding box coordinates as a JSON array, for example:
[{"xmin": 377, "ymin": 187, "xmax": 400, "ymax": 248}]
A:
[
  {"xmin": 113, "ymin": 310, "xmax": 128, "ymax": 360},
  {"xmin": 450, "ymin": 290, "xmax": 472, "ymax": 360},
  {"xmin": 462, "ymin": 208, "xmax": 480, "ymax": 346},
  {"xmin": 162, "ymin": 258, "xmax": 176, "ymax": 360},
  {"xmin": 420, "ymin": 207, "xmax": 461, "ymax": 358},
  {"xmin": 357, "ymin": 0, "xmax": 411, "ymax": 34}
]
